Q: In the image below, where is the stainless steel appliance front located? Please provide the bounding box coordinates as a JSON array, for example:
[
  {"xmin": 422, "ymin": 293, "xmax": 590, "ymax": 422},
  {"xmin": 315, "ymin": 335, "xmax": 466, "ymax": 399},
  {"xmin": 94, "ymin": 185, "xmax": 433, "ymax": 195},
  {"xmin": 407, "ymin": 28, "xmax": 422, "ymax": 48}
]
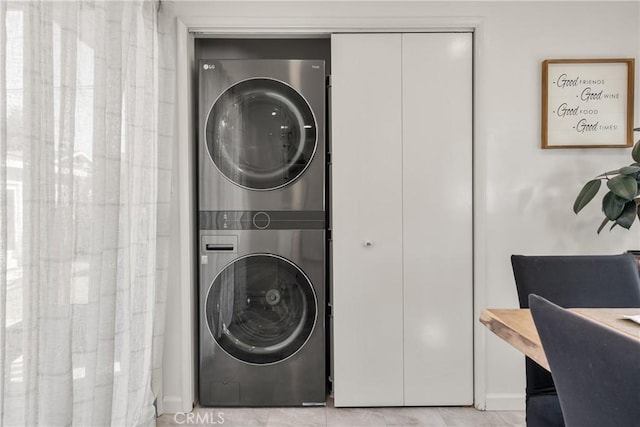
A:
[
  {"xmin": 198, "ymin": 59, "xmax": 325, "ymax": 211},
  {"xmin": 198, "ymin": 228, "xmax": 326, "ymax": 406}
]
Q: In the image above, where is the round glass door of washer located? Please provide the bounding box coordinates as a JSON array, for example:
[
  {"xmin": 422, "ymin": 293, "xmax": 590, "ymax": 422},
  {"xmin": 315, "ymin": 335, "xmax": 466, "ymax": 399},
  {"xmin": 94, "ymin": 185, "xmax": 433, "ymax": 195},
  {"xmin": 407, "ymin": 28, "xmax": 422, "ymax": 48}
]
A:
[
  {"xmin": 205, "ymin": 78, "xmax": 318, "ymax": 191},
  {"xmin": 205, "ymin": 254, "xmax": 317, "ymax": 365}
]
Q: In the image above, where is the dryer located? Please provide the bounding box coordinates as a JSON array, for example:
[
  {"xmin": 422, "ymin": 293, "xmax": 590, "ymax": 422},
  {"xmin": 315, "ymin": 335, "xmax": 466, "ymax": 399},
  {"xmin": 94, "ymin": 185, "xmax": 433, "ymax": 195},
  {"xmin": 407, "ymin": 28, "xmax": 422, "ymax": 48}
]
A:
[
  {"xmin": 198, "ymin": 59, "xmax": 325, "ymax": 212},
  {"xmin": 198, "ymin": 214, "xmax": 325, "ymax": 406}
]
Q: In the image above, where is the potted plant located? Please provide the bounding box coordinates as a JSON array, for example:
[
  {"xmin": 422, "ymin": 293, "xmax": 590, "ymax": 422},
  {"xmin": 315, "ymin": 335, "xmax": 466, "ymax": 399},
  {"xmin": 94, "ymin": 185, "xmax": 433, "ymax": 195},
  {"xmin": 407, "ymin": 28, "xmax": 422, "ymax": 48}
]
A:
[{"xmin": 573, "ymin": 128, "xmax": 640, "ymax": 233}]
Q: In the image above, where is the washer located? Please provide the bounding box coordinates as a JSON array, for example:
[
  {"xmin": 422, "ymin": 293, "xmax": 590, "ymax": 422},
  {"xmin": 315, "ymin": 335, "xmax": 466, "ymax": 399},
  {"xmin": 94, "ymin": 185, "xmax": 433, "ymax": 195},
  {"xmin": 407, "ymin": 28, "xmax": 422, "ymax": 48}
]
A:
[
  {"xmin": 198, "ymin": 212, "xmax": 325, "ymax": 406},
  {"xmin": 198, "ymin": 59, "xmax": 325, "ymax": 212}
]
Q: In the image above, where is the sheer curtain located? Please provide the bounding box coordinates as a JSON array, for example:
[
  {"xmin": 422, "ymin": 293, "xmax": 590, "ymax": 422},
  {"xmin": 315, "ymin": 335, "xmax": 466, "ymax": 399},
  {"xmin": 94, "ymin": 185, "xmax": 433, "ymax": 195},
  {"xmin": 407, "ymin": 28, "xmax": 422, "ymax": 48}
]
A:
[{"xmin": 0, "ymin": 1, "xmax": 175, "ymax": 425}]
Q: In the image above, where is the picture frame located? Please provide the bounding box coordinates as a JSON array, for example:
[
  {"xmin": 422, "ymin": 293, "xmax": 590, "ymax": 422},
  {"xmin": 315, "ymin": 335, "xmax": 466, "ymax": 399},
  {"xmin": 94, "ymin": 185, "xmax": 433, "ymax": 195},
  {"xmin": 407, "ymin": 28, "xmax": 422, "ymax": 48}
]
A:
[{"xmin": 541, "ymin": 58, "xmax": 635, "ymax": 148}]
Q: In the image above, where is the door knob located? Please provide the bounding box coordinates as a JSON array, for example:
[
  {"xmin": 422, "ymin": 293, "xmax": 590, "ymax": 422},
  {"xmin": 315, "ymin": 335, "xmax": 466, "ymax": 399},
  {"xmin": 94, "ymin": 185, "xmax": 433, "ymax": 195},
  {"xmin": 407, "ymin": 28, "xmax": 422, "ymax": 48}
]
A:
[{"xmin": 364, "ymin": 240, "xmax": 374, "ymax": 247}]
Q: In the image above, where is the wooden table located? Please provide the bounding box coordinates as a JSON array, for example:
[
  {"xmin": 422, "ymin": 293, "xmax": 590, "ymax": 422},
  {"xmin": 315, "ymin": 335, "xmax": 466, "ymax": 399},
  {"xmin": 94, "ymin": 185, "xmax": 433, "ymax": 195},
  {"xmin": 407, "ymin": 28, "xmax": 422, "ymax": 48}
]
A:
[{"xmin": 479, "ymin": 308, "xmax": 640, "ymax": 371}]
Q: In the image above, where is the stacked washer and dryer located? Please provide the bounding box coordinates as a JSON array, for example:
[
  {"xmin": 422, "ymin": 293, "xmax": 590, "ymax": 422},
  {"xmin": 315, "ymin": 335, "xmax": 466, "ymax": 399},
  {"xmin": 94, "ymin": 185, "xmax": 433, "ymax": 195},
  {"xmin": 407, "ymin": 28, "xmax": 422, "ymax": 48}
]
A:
[{"xmin": 198, "ymin": 59, "xmax": 326, "ymax": 406}]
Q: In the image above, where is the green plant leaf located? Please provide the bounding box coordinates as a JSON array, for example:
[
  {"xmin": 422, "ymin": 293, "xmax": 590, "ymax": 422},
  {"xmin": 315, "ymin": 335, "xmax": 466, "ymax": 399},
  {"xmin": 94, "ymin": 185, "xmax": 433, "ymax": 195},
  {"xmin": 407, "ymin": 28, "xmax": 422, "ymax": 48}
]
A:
[
  {"xmin": 602, "ymin": 191, "xmax": 626, "ymax": 220},
  {"xmin": 633, "ymin": 140, "xmax": 640, "ymax": 163},
  {"xmin": 574, "ymin": 179, "xmax": 601, "ymax": 213},
  {"xmin": 597, "ymin": 216, "xmax": 610, "ymax": 234},
  {"xmin": 596, "ymin": 169, "xmax": 621, "ymax": 178},
  {"xmin": 619, "ymin": 165, "xmax": 640, "ymax": 175},
  {"xmin": 607, "ymin": 175, "xmax": 638, "ymax": 200},
  {"xmin": 614, "ymin": 201, "xmax": 637, "ymax": 229}
]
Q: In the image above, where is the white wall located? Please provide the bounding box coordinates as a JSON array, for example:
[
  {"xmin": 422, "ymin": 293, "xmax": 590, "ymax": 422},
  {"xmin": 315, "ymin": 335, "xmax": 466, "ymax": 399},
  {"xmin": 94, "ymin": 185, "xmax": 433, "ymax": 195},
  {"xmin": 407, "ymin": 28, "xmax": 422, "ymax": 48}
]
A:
[
  {"xmin": 166, "ymin": 0, "xmax": 640, "ymax": 412},
  {"xmin": 468, "ymin": 1, "xmax": 640, "ymax": 408}
]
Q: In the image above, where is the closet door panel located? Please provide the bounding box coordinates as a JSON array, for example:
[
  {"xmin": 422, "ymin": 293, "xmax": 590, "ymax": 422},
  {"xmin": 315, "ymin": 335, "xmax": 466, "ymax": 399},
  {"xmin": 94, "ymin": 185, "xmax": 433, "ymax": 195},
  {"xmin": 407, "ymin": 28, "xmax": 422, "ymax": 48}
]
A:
[
  {"xmin": 331, "ymin": 33, "xmax": 404, "ymax": 407},
  {"xmin": 401, "ymin": 33, "xmax": 474, "ymax": 405}
]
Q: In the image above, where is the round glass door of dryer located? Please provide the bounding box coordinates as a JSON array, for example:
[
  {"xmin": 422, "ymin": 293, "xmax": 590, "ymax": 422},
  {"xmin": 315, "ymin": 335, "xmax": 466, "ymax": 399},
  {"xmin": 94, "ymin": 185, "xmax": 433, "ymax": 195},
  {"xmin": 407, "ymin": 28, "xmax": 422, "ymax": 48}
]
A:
[
  {"xmin": 205, "ymin": 254, "xmax": 317, "ymax": 365},
  {"xmin": 205, "ymin": 78, "xmax": 317, "ymax": 190}
]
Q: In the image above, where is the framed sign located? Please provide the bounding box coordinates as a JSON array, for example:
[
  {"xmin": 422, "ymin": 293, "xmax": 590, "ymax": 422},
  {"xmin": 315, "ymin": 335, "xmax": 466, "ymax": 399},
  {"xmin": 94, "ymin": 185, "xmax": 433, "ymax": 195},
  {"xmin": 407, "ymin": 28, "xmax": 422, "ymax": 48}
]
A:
[{"xmin": 542, "ymin": 58, "xmax": 635, "ymax": 148}]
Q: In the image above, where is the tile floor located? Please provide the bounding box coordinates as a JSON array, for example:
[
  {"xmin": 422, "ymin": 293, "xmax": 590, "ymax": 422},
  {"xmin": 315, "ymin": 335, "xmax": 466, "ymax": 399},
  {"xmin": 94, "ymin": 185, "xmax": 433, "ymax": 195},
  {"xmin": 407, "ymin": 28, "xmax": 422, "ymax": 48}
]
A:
[{"xmin": 156, "ymin": 397, "xmax": 525, "ymax": 427}]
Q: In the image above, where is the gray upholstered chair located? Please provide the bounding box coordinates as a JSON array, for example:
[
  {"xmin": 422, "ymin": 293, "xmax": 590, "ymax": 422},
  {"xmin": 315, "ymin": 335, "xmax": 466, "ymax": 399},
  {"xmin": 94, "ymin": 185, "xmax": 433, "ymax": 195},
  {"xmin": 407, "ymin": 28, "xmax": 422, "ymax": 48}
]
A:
[
  {"xmin": 529, "ymin": 294, "xmax": 640, "ymax": 427},
  {"xmin": 510, "ymin": 253, "xmax": 640, "ymax": 427}
]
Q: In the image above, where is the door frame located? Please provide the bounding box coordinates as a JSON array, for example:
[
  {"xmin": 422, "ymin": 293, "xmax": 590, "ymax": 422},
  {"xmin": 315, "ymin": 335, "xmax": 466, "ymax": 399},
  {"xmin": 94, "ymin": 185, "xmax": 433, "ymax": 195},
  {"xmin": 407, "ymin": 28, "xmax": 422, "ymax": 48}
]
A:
[{"xmin": 171, "ymin": 11, "xmax": 489, "ymax": 414}]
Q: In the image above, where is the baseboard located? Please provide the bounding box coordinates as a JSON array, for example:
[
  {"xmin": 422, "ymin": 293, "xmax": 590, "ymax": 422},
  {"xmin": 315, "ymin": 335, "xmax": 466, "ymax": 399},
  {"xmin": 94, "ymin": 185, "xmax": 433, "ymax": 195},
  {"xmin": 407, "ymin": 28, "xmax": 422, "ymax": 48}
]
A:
[
  {"xmin": 161, "ymin": 396, "xmax": 191, "ymax": 415},
  {"xmin": 484, "ymin": 393, "xmax": 525, "ymax": 411}
]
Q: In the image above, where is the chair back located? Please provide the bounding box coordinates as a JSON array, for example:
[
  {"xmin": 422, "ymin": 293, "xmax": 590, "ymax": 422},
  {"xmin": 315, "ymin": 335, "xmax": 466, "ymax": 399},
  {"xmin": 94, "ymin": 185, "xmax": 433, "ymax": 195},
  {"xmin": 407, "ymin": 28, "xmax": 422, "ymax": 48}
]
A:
[
  {"xmin": 529, "ymin": 294, "xmax": 640, "ymax": 427},
  {"xmin": 511, "ymin": 254, "xmax": 640, "ymax": 309}
]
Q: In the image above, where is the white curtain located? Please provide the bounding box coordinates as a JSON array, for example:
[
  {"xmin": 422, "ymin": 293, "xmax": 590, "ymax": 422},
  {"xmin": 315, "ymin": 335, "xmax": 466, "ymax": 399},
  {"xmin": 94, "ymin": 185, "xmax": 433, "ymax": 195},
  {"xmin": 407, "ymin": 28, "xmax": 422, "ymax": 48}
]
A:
[{"xmin": 0, "ymin": 1, "xmax": 175, "ymax": 425}]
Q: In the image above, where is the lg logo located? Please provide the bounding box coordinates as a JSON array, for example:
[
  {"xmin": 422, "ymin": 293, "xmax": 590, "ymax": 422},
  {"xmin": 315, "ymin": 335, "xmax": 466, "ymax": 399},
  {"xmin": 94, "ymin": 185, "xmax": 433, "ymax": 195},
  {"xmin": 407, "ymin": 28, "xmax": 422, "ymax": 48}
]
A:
[{"xmin": 203, "ymin": 64, "xmax": 216, "ymax": 70}]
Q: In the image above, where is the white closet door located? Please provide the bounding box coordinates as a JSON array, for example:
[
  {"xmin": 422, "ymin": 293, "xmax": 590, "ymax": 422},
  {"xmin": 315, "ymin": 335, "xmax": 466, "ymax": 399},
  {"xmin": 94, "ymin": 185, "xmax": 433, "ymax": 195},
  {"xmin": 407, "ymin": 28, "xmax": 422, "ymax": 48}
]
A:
[
  {"xmin": 402, "ymin": 33, "xmax": 473, "ymax": 405},
  {"xmin": 331, "ymin": 33, "xmax": 404, "ymax": 407}
]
